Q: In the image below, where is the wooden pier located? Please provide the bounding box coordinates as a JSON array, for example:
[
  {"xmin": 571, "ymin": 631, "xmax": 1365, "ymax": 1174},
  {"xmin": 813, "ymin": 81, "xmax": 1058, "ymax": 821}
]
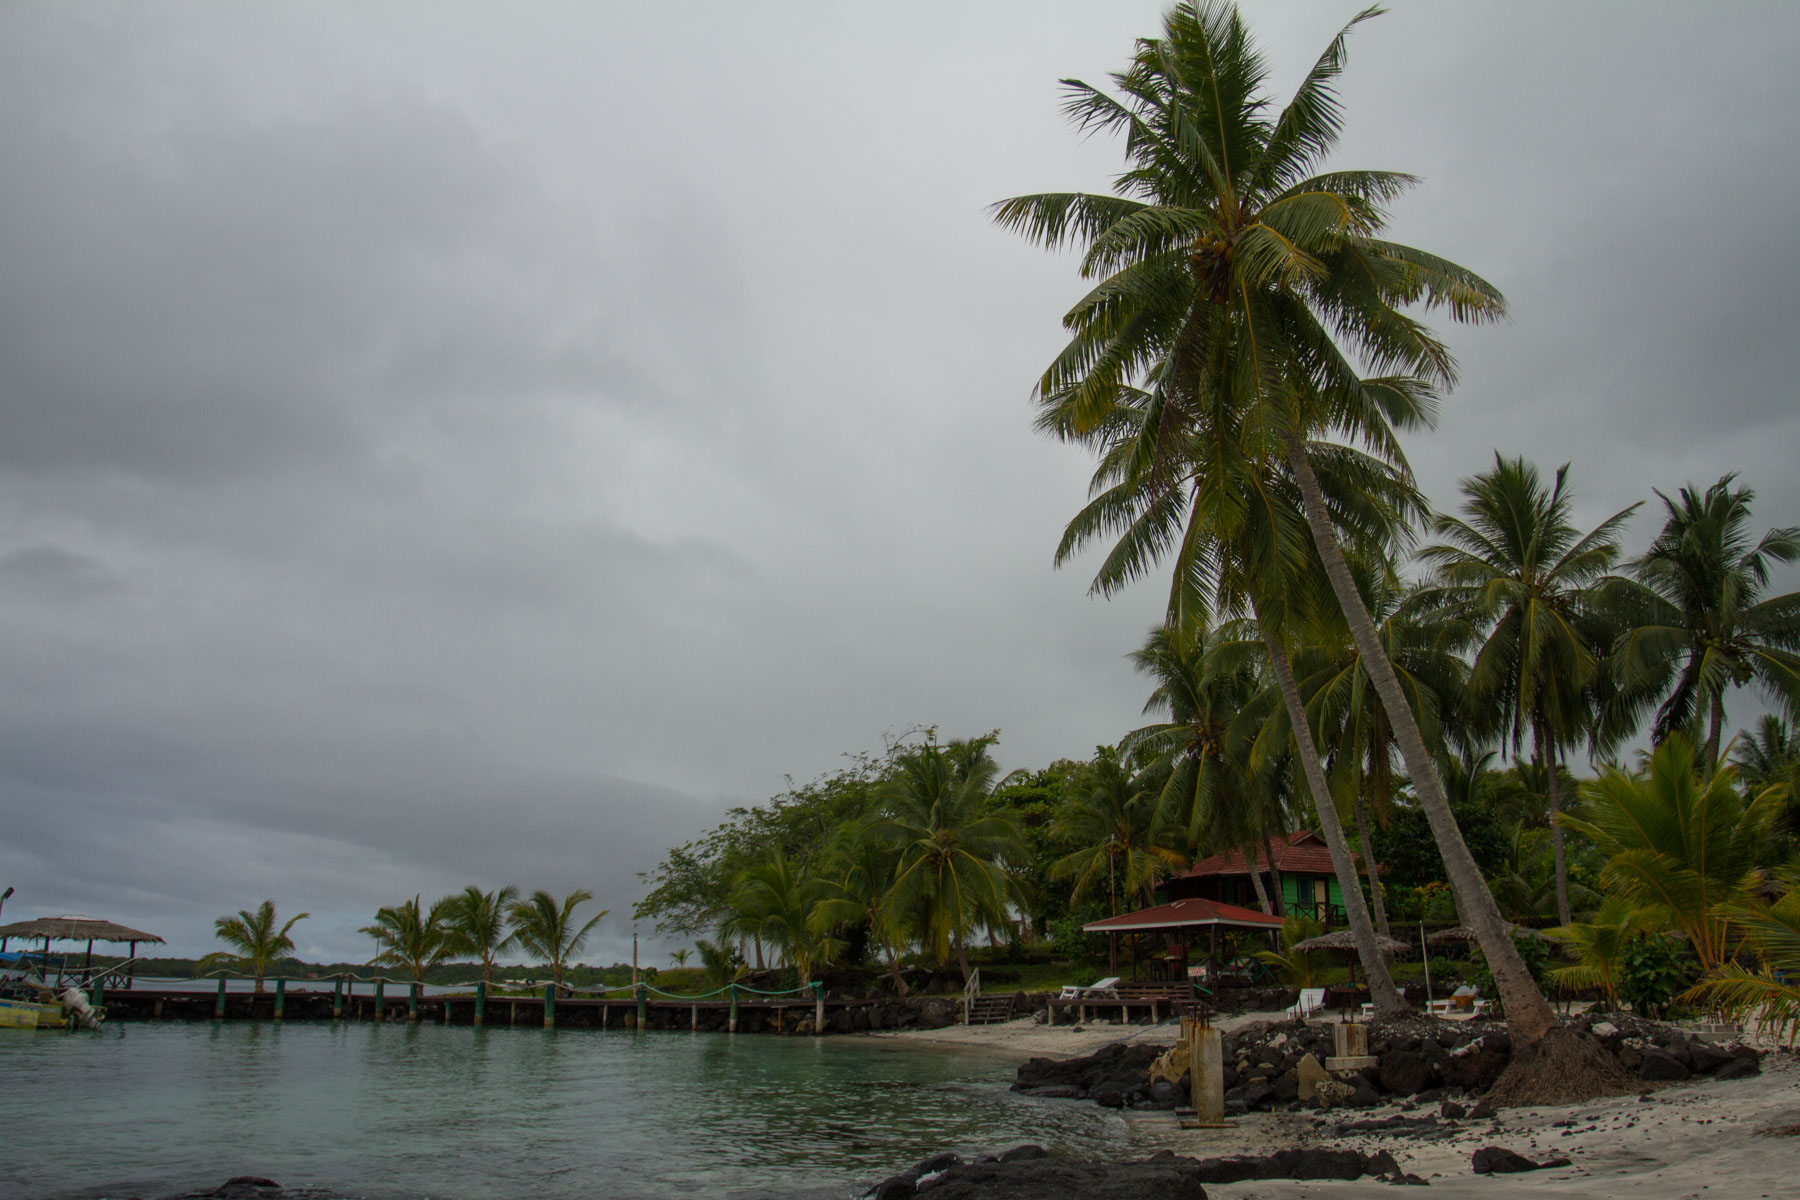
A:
[{"xmin": 92, "ymin": 980, "xmax": 874, "ymax": 1034}]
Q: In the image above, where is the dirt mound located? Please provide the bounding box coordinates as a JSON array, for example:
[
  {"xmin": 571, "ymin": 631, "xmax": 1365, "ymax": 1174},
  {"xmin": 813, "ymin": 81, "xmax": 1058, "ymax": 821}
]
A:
[{"xmin": 1485, "ymin": 1026, "xmax": 1638, "ymax": 1108}]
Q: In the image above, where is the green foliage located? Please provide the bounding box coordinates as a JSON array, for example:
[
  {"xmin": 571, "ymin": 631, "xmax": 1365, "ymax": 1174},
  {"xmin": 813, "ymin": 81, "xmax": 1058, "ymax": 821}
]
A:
[
  {"xmin": 1544, "ymin": 897, "xmax": 1647, "ymax": 1007},
  {"xmin": 1254, "ymin": 915, "xmax": 1328, "ymax": 987},
  {"xmin": 508, "ymin": 889, "xmax": 607, "ymax": 989},
  {"xmin": 1048, "ymin": 903, "xmax": 1108, "ymax": 968},
  {"xmin": 1468, "ymin": 931, "xmax": 1552, "ymax": 1018},
  {"xmin": 200, "ymin": 900, "xmax": 310, "ymax": 992},
  {"xmin": 1618, "ymin": 935, "xmax": 1696, "ymax": 1019},
  {"xmin": 441, "ymin": 885, "xmax": 519, "ymax": 985},
  {"xmin": 1562, "ymin": 735, "xmax": 1780, "ymax": 969},
  {"xmin": 1370, "ymin": 797, "xmax": 1508, "ymax": 890},
  {"xmin": 360, "ymin": 895, "xmax": 452, "ymax": 982},
  {"xmin": 1683, "ymin": 881, "xmax": 1800, "ymax": 1042}
]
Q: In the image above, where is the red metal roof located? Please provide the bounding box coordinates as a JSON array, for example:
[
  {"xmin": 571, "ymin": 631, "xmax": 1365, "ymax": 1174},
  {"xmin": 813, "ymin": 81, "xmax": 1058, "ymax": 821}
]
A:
[
  {"xmin": 1082, "ymin": 896, "xmax": 1285, "ymax": 933},
  {"xmin": 1181, "ymin": 830, "xmax": 1354, "ymax": 879}
]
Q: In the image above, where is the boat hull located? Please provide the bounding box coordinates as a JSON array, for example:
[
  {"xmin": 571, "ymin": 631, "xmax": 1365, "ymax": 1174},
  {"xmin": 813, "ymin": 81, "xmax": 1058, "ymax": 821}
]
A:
[{"xmin": 0, "ymin": 997, "xmax": 40, "ymax": 1029}]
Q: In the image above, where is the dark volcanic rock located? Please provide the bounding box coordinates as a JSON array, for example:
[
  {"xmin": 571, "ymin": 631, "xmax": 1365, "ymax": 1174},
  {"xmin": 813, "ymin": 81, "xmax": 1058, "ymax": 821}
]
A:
[
  {"xmin": 1713, "ymin": 1053, "xmax": 1761, "ymax": 1080},
  {"xmin": 1471, "ymin": 1147, "xmax": 1571, "ymax": 1174},
  {"xmin": 1012, "ymin": 1040, "xmax": 1168, "ymax": 1102},
  {"xmin": 1379, "ymin": 1049, "xmax": 1438, "ymax": 1096},
  {"xmin": 159, "ymin": 1181, "xmax": 285, "ymax": 1200},
  {"xmin": 1638, "ymin": 1047, "xmax": 1691, "ymax": 1082},
  {"xmin": 899, "ymin": 1149, "xmax": 1211, "ymax": 1200}
]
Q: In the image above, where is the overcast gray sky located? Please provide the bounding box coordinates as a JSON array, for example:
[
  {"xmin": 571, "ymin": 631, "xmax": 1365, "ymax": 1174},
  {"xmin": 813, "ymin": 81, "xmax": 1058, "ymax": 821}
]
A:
[{"xmin": 3, "ymin": 2, "xmax": 1796, "ymax": 966}]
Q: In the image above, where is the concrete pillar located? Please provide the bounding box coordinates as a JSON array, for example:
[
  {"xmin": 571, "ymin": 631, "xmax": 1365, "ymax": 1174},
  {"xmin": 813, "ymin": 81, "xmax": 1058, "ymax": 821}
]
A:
[
  {"xmin": 273, "ymin": 978, "xmax": 285, "ymax": 1021},
  {"xmin": 1326, "ymin": 1022, "xmax": 1378, "ymax": 1072},
  {"xmin": 474, "ymin": 980, "xmax": 486, "ymax": 1027},
  {"xmin": 1186, "ymin": 1019, "xmax": 1226, "ymax": 1128}
]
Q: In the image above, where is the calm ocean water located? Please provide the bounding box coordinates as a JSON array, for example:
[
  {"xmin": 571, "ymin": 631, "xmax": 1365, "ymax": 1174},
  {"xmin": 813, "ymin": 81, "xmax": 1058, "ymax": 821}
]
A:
[{"xmin": 0, "ymin": 1022, "xmax": 1135, "ymax": 1199}]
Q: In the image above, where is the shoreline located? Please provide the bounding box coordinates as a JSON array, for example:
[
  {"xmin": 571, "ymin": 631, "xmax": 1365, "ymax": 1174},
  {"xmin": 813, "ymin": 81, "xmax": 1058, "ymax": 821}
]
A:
[{"xmin": 859, "ymin": 1013, "xmax": 1800, "ymax": 1198}]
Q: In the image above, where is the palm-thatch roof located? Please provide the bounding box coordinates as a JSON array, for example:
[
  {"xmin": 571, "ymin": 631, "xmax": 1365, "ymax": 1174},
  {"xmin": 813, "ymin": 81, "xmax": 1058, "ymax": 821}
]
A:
[
  {"xmin": 1425, "ymin": 924, "xmax": 1543, "ymax": 947},
  {"xmin": 1291, "ymin": 930, "xmax": 1409, "ymax": 957},
  {"xmin": 0, "ymin": 915, "xmax": 165, "ymax": 944}
]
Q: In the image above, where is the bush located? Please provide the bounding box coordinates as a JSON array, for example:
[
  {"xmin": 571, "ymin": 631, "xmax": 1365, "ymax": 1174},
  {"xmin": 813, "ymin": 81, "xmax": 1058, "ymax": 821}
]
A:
[
  {"xmin": 1619, "ymin": 935, "xmax": 1697, "ymax": 1019},
  {"xmin": 1049, "ymin": 905, "xmax": 1107, "ymax": 967}
]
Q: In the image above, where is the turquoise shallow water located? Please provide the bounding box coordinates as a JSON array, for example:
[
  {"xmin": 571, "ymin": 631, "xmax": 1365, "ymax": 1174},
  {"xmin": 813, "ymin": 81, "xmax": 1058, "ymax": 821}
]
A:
[{"xmin": 0, "ymin": 1023, "xmax": 1132, "ymax": 1199}]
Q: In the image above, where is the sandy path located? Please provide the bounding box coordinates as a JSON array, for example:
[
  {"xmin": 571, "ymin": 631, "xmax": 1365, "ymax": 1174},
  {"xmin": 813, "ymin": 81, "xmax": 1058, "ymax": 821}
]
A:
[{"xmin": 865, "ymin": 1013, "xmax": 1800, "ymax": 1198}]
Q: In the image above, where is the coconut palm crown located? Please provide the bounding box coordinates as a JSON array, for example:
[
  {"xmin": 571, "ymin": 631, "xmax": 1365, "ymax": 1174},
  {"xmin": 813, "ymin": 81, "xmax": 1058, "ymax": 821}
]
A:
[{"xmin": 202, "ymin": 900, "xmax": 309, "ymax": 993}]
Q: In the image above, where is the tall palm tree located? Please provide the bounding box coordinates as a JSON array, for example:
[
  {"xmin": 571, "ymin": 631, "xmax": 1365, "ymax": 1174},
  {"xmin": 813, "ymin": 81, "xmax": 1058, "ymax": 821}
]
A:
[
  {"xmin": 441, "ymin": 885, "xmax": 519, "ymax": 985},
  {"xmin": 995, "ymin": 2, "xmax": 1555, "ymax": 1035},
  {"xmin": 719, "ymin": 851, "xmax": 840, "ymax": 986},
  {"xmin": 1420, "ymin": 455, "xmax": 1636, "ymax": 926},
  {"xmin": 669, "ymin": 948, "xmax": 692, "ymax": 969},
  {"xmin": 508, "ymin": 889, "xmax": 607, "ymax": 990},
  {"xmin": 868, "ymin": 740, "xmax": 1029, "ymax": 982},
  {"xmin": 361, "ymin": 895, "xmax": 453, "ymax": 982},
  {"xmin": 202, "ymin": 900, "xmax": 309, "ymax": 993},
  {"xmin": 1735, "ymin": 714, "xmax": 1800, "ymax": 846},
  {"xmin": 1048, "ymin": 747, "xmax": 1186, "ymax": 915},
  {"xmin": 1612, "ymin": 475, "xmax": 1800, "ymax": 774}
]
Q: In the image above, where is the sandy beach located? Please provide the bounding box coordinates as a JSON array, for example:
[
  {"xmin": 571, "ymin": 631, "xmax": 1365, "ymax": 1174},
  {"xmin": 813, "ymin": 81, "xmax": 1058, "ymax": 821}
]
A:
[{"xmin": 871, "ymin": 1014, "xmax": 1800, "ymax": 1199}]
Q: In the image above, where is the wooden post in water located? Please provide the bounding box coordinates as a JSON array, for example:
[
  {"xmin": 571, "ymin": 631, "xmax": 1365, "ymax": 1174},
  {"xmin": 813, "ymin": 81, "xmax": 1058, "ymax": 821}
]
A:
[
  {"xmin": 408, "ymin": 982, "xmax": 419, "ymax": 1022},
  {"xmin": 373, "ymin": 980, "xmax": 384, "ymax": 1021},
  {"xmin": 474, "ymin": 980, "xmax": 486, "ymax": 1027},
  {"xmin": 543, "ymin": 983, "xmax": 556, "ymax": 1029},
  {"xmin": 93, "ymin": 973, "xmax": 104, "ymax": 1009},
  {"xmin": 813, "ymin": 981, "xmax": 824, "ymax": 1036},
  {"xmin": 635, "ymin": 983, "xmax": 647, "ymax": 1030},
  {"xmin": 690, "ymin": 1003, "xmax": 698, "ymax": 1031},
  {"xmin": 274, "ymin": 978, "xmax": 286, "ymax": 1022},
  {"xmin": 728, "ymin": 984, "xmax": 739, "ymax": 1033},
  {"xmin": 215, "ymin": 977, "xmax": 227, "ymax": 1020},
  {"xmin": 332, "ymin": 975, "xmax": 344, "ymax": 1020}
]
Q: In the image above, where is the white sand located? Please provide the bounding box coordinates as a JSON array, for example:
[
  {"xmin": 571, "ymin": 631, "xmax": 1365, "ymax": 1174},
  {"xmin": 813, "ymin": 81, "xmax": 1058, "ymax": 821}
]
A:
[{"xmin": 867, "ymin": 1012, "xmax": 1800, "ymax": 1198}]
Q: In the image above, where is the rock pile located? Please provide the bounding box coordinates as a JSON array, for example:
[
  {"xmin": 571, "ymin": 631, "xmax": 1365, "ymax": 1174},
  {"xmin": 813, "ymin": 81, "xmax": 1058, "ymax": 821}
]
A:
[
  {"xmin": 866, "ymin": 1146, "xmax": 1413, "ymax": 1198},
  {"xmin": 1013, "ymin": 1012, "xmax": 1764, "ymax": 1113}
]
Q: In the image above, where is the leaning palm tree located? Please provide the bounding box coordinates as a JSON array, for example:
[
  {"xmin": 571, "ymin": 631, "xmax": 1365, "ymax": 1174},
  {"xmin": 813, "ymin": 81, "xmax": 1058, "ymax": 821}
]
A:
[
  {"xmin": 201, "ymin": 900, "xmax": 309, "ymax": 993},
  {"xmin": 1048, "ymin": 746, "xmax": 1186, "ymax": 915},
  {"xmin": 508, "ymin": 889, "xmax": 607, "ymax": 990},
  {"xmin": 441, "ymin": 885, "xmax": 519, "ymax": 985},
  {"xmin": 995, "ymin": 2, "xmax": 1555, "ymax": 1037},
  {"xmin": 1611, "ymin": 475, "xmax": 1800, "ymax": 775},
  {"xmin": 1420, "ymin": 455, "xmax": 1636, "ymax": 926},
  {"xmin": 868, "ymin": 740, "xmax": 1029, "ymax": 982},
  {"xmin": 1298, "ymin": 560, "xmax": 1472, "ymax": 936},
  {"xmin": 362, "ymin": 896, "xmax": 454, "ymax": 982}
]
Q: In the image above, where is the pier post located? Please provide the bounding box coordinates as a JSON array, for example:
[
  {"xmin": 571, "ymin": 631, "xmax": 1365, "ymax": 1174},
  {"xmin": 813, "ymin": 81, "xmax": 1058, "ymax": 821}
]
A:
[
  {"xmin": 691, "ymin": 1003, "xmax": 698, "ymax": 1031},
  {"xmin": 543, "ymin": 983, "xmax": 556, "ymax": 1029},
  {"xmin": 1186, "ymin": 1018, "xmax": 1226, "ymax": 1128},
  {"xmin": 374, "ymin": 980, "xmax": 384, "ymax": 1021},
  {"xmin": 635, "ymin": 983, "xmax": 647, "ymax": 1030},
  {"xmin": 215, "ymin": 977, "xmax": 227, "ymax": 1020},
  {"xmin": 332, "ymin": 975, "xmax": 344, "ymax": 1020},
  {"xmin": 408, "ymin": 982, "xmax": 419, "ymax": 1022},
  {"xmin": 474, "ymin": 980, "xmax": 486, "ymax": 1027},
  {"xmin": 729, "ymin": 984, "xmax": 739, "ymax": 1033},
  {"xmin": 813, "ymin": 981, "xmax": 824, "ymax": 1036},
  {"xmin": 274, "ymin": 978, "xmax": 286, "ymax": 1022},
  {"xmin": 93, "ymin": 975, "xmax": 104, "ymax": 1010}
]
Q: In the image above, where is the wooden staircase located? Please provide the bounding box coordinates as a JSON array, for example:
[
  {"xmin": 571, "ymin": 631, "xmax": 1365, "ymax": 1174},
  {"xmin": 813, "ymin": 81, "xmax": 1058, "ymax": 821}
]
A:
[{"xmin": 965, "ymin": 994, "xmax": 1015, "ymax": 1024}]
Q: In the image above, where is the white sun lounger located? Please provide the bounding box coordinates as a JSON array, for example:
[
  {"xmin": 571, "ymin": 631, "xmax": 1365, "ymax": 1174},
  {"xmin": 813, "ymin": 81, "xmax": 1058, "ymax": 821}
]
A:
[{"xmin": 1286, "ymin": 987, "xmax": 1327, "ymax": 1019}]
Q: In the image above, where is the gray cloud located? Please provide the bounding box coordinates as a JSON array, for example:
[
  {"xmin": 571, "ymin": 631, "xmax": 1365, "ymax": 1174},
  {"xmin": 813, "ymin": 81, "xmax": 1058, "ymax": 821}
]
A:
[{"xmin": 1, "ymin": 1, "xmax": 1795, "ymax": 964}]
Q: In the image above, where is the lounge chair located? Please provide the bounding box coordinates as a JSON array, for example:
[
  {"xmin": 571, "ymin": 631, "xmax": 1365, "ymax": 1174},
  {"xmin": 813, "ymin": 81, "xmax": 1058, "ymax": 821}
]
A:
[
  {"xmin": 1057, "ymin": 975, "xmax": 1121, "ymax": 1000},
  {"xmin": 1286, "ymin": 987, "xmax": 1327, "ymax": 1019}
]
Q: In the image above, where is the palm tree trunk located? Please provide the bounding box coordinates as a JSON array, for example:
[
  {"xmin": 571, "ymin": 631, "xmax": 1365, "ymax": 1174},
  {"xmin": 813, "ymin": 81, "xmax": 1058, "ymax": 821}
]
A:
[
  {"xmin": 1255, "ymin": 603, "xmax": 1407, "ymax": 1019},
  {"xmin": 1262, "ymin": 833, "xmax": 1287, "ymax": 916},
  {"xmin": 884, "ymin": 941, "xmax": 911, "ymax": 998},
  {"xmin": 1702, "ymin": 692, "xmax": 1725, "ymax": 778},
  {"xmin": 1539, "ymin": 725, "xmax": 1572, "ymax": 927},
  {"xmin": 1353, "ymin": 790, "xmax": 1392, "ymax": 939},
  {"xmin": 1284, "ymin": 432, "xmax": 1557, "ymax": 1043},
  {"xmin": 753, "ymin": 934, "xmax": 765, "ymax": 971},
  {"xmin": 955, "ymin": 932, "xmax": 973, "ymax": 986},
  {"xmin": 1245, "ymin": 842, "xmax": 1273, "ymax": 913}
]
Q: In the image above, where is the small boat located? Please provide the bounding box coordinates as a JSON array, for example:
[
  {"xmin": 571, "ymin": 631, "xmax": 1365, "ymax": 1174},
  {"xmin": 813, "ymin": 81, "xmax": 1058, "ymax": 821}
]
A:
[{"xmin": 0, "ymin": 996, "xmax": 41, "ymax": 1029}]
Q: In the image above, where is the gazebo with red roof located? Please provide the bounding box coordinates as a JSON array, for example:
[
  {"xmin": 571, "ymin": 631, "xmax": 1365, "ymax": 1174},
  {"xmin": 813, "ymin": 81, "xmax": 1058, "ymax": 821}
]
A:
[
  {"xmin": 1081, "ymin": 896, "xmax": 1284, "ymax": 982},
  {"xmin": 1165, "ymin": 830, "xmax": 1358, "ymax": 925}
]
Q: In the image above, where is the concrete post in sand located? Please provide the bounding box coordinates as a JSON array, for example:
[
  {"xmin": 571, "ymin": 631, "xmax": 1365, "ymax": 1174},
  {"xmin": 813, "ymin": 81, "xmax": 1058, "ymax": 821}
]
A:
[
  {"xmin": 1327, "ymin": 1021, "xmax": 1378, "ymax": 1072},
  {"xmin": 1185, "ymin": 1017, "xmax": 1226, "ymax": 1128}
]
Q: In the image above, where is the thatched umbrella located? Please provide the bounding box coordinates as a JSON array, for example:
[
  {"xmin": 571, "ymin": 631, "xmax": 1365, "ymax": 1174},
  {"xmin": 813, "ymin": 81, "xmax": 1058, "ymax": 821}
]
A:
[
  {"xmin": 1425, "ymin": 924, "xmax": 1543, "ymax": 948},
  {"xmin": 1290, "ymin": 930, "xmax": 1409, "ymax": 993},
  {"xmin": 0, "ymin": 915, "xmax": 165, "ymax": 987}
]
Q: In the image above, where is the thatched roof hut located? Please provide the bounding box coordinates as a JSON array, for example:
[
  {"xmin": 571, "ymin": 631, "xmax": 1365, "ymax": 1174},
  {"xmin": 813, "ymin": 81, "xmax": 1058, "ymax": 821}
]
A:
[
  {"xmin": 0, "ymin": 915, "xmax": 165, "ymax": 945},
  {"xmin": 1291, "ymin": 930, "xmax": 1409, "ymax": 957},
  {"xmin": 1425, "ymin": 924, "xmax": 1543, "ymax": 947}
]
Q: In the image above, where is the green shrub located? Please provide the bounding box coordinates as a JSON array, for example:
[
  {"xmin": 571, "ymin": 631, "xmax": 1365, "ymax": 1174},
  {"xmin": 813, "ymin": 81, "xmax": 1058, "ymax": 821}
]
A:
[{"xmin": 1619, "ymin": 935, "xmax": 1697, "ymax": 1019}]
